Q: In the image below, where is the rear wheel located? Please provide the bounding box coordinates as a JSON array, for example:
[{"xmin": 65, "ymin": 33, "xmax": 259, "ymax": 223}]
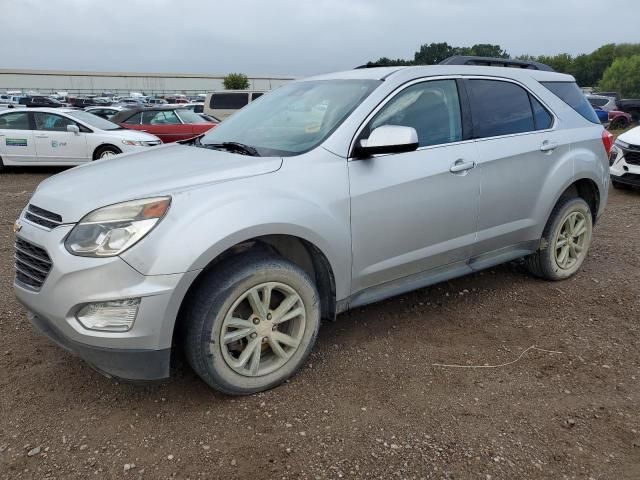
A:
[
  {"xmin": 183, "ymin": 253, "xmax": 320, "ymax": 395},
  {"xmin": 525, "ymin": 196, "xmax": 593, "ymax": 281},
  {"xmin": 610, "ymin": 117, "xmax": 628, "ymax": 130},
  {"xmin": 94, "ymin": 145, "xmax": 121, "ymax": 160}
]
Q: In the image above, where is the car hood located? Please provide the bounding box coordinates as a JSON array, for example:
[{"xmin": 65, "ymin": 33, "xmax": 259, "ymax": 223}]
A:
[
  {"xmin": 618, "ymin": 126, "xmax": 640, "ymax": 146},
  {"xmin": 29, "ymin": 144, "xmax": 283, "ymax": 223},
  {"xmin": 99, "ymin": 128, "xmax": 160, "ymax": 142}
]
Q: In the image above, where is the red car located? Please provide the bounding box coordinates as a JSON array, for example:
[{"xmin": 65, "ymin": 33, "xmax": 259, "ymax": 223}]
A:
[{"xmin": 111, "ymin": 107, "xmax": 216, "ymax": 143}]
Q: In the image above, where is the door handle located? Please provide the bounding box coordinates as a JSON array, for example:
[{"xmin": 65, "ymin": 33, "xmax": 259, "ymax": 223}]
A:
[
  {"xmin": 450, "ymin": 159, "xmax": 476, "ymax": 174},
  {"xmin": 35, "ymin": 134, "xmax": 48, "ymax": 139},
  {"xmin": 540, "ymin": 140, "xmax": 559, "ymax": 152}
]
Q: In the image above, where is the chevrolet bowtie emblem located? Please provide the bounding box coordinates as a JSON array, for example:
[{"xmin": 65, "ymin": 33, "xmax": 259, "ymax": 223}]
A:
[{"xmin": 13, "ymin": 220, "xmax": 22, "ymax": 234}]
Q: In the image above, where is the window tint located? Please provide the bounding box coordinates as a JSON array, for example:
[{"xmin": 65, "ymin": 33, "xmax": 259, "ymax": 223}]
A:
[
  {"xmin": 467, "ymin": 80, "xmax": 535, "ymax": 138},
  {"xmin": 123, "ymin": 112, "xmax": 142, "ymax": 125},
  {"xmin": 368, "ymin": 80, "xmax": 462, "ymax": 147},
  {"xmin": 210, "ymin": 93, "xmax": 249, "ymax": 110},
  {"xmin": 589, "ymin": 98, "xmax": 608, "ymax": 108},
  {"xmin": 142, "ymin": 110, "xmax": 181, "ymax": 124},
  {"xmin": 34, "ymin": 112, "xmax": 76, "ymax": 131},
  {"xmin": 0, "ymin": 111, "xmax": 30, "ymax": 130},
  {"xmin": 530, "ymin": 95, "xmax": 553, "ymax": 130},
  {"xmin": 541, "ymin": 82, "xmax": 599, "ymax": 124}
]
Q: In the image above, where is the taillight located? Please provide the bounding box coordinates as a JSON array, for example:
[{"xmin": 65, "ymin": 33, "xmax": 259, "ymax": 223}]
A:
[{"xmin": 601, "ymin": 130, "xmax": 614, "ymax": 157}]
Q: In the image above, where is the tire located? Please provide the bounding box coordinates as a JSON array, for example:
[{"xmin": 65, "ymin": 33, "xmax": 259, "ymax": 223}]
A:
[
  {"xmin": 183, "ymin": 252, "xmax": 321, "ymax": 395},
  {"xmin": 525, "ymin": 196, "xmax": 593, "ymax": 281},
  {"xmin": 93, "ymin": 145, "xmax": 121, "ymax": 160},
  {"xmin": 610, "ymin": 117, "xmax": 628, "ymax": 130}
]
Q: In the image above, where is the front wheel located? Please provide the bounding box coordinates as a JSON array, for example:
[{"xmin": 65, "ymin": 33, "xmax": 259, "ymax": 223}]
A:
[
  {"xmin": 183, "ymin": 253, "xmax": 320, "ymax": 395},
  {"xmin": 94, "ymin": 145, "xmax": 121, "ymax": 160},
  {"xmin": 525, "ymin": 197, "xmax": 593, "ymax": 281}
]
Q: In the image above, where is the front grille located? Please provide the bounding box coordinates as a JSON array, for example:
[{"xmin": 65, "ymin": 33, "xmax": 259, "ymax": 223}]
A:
[
  {"xmin": 622, "ymin": 148, "xmax": 640, "ymax": 166},
  {"xmin": 24, "ymin": 204, "xmax": 63, "ymax": 229},
  {"xmin": 14, "ymin": 237, "xmax": 52, "ymax": 290}
]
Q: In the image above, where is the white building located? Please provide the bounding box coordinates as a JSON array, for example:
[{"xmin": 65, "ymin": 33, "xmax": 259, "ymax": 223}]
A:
[{"xmin": 0, "ymin": 69, "xmax": 294, "ymax": 96}]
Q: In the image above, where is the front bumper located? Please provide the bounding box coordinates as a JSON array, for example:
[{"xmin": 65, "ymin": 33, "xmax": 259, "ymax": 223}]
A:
[
  {"xmin": 28, "ymin": 311, "xmax": 171, "ymax": 380},
  {"xmin": 610, "ymin": 144, "xmax": 640, "ymax": 186},
  {"xmin": 13, "ymin": 218, "xmax": 200, "ymax": 381}
]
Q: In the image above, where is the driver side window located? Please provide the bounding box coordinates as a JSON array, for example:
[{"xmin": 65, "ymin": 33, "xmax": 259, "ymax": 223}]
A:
[{"xmin": 367, "ymin": 80, "xmax": 463, "ymax": 148}]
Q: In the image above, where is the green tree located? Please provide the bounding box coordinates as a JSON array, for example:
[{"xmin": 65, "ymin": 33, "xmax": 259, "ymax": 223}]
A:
[
  {"xmin": 413, "ymin": 42, "xmax": 456, "ymax": 65},
  {"xmin": 223, "ymin": 73, "xmax": 250, "ymax": 90},
  {"xmin": 468, "ymin": 44, "xmax": 509, "ymax": 58},
  {"xmin": 599, "ymin": 55, "xmax": 640, "ymax": 98},
  {"xmin": 365, "ymin": 57, "xmax": 413, "ymax": 67}
]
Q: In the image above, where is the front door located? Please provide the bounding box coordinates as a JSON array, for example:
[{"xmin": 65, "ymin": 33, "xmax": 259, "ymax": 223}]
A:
[
  {"xmin": 0, "ymin": 111, "xmax": 37, "ymax": 164},
  {"xmin": 33, "ymin": 112, "xmax": 88, "ymax": 162},
  {"xmin": 349, "ymin": 79, "xmax": 480, "ymax": 294}
]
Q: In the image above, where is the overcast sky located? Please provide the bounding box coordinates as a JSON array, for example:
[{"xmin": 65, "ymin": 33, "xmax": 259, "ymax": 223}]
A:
[{"xmin": 1, "ymin": 0, "xmax": 638, "ymax": 76}]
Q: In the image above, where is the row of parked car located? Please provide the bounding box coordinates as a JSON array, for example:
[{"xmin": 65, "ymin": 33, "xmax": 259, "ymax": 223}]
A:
[
  {"xmin": 0, "ymin": 103, "xmax": 219, "ymax": 167},
  {"xmin": 585, "ymin": 92, "xmax": 640, "ymax": 129}
]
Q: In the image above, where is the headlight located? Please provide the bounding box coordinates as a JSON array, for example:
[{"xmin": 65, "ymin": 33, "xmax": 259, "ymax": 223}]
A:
[
  {"xmin": 615, "ymin": 139, "xmax": 629, "ymax": 149},
  {"xmin": 122, "ymin": 140, "xmax": 145, "ymax": 146},
  {"xmin": 65, "ymin": 197, "xmax": 171, "ymax": 257}
]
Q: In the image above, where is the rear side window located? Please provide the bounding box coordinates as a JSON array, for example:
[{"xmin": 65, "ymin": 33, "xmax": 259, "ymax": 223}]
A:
[
  {"xmin": 589, "ymin": 98, "xmax": 608, "ymax": 108},
  {"xmin": 467, "ymin": 80, "xmax": 535, "ymax": 138},
  {"xmin": 210, "ymin": 93, "xmax": 249, "ymax": 110},
  {"xmin": 0, "ymin": 111, "xmax": 30, "ymax": 129},
  {"xmin": 530, "ymin": 96, "xmax": 553, "ymax": 130},
  {"xmin": 123, "ymin": 112, "xmax": 142, "ymax": 125},
  {"xmin": 541, "ymin": 82, "xmax": 599, "ymax": 124}
]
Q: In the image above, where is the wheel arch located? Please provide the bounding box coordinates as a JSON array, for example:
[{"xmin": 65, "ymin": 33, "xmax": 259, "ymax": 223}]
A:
[
  {"xmin": 556, "ymin": 177, "xmax": 600, "ymax": 224},
  {"xmin": 92, "ymin": 143, "xmax": 122, "ymax": 159},
  {"xmin": 172, "ymin": 233, "xmax": 338, "ymax": 348}
]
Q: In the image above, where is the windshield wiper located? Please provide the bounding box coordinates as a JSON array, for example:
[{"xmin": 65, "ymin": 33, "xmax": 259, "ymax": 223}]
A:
[{"xmin": 205, "ymin": 142, "xmax": 260, "ymax": 157}]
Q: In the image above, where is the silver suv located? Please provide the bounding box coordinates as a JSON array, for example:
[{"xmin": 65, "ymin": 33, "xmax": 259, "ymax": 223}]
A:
[{"xmin": 13, "ymin": 59, "xmax": 611, "ymax": 395}]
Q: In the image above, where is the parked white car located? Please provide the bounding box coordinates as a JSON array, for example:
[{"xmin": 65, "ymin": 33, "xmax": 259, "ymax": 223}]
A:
[
  {"xmin": 0, "ymin": 108, "xmax": 161, "ymax": 168},
  {"xmin": 610, "ymin": 126, "xmax": 640, "ymax": 189}
]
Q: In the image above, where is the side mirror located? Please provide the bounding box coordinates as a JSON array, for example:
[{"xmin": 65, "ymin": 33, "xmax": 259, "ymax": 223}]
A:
[
  {"xmin": 355, "ymin": 125, "xmax": 419, "ymax": 158},
  {"xmin": 67, "ymin": 124, "xmax": 80, "ymax": 135}
]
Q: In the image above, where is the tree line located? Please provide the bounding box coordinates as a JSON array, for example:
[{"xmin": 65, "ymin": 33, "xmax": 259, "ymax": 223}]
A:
[{"xmin": 366, "ymin": 42, "xmax": 640, "ymax": 97}]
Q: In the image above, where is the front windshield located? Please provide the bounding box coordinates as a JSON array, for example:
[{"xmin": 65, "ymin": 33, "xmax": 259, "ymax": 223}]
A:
[
  {"xmin": 67, "ymin": 110, "xmax": 122, "ymax": 130},
  {"xmin": 200, "ymin": 79, "xmax": 381, "ymax": 156},
  {"xmin": 176, "ymin": 109, "xmax": 209, "ymax": 124}
]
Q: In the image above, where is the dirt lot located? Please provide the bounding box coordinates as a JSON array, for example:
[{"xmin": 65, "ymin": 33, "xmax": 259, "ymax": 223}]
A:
[{"xmin": 0, "ymin": 169, "xmax": 638, "ymax": 480}]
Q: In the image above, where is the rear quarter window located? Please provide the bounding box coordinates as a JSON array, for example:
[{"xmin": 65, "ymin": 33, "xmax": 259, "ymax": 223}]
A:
[{"xmin": 542, "ymin": 82, "xmax": 599, "ymax": 124}]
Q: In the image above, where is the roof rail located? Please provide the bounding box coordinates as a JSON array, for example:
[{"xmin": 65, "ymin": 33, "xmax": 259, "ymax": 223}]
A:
[{"xmin": 439, "ymin": 56, "xmax": 555, "ymax": 72}]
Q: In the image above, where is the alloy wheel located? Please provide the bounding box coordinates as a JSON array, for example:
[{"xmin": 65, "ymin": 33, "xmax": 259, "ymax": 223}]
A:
[{"xmin": 218, "ymin": 282, "xmax": 306, "ymax": 377}]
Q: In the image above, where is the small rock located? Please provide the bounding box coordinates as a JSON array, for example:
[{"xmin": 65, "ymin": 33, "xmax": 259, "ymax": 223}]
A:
[
  {"xmin": 124, "ymin": 464, "xmax": 132, "ymax": 471},
  {"xmin": 27, "ymin": 446, "xmax": 41, "ymax": 457},
  {"xmin": 231, "ymin": 459, "xmax": 237, "ymax": 466},
  {"xmin": 79, "ymin": 444, "xmax": 88, "ymax": 451},
  {"xmin": 167, "ymin": 454, "xmax": 174, "ymax": 460}
]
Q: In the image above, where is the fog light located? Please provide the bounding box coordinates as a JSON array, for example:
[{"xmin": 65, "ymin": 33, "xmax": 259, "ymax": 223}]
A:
[{"xmin": 76, "ymin": 298, "xmax": 140, "ymax": 332}]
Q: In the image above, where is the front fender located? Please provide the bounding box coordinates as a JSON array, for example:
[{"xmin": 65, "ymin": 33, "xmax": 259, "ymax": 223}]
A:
[{"xmin": 120, "ymin": 166, "xmax": 351, "ymax": 300}]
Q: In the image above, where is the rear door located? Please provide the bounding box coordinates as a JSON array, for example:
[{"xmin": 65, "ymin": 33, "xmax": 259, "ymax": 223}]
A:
[
  {"xmin": 33, "ymin": 112, "xmax": 89, "ymax": 162},
  {"xmin": 0, "ymin": 111, "xmax": 37, "ymax": 163},
  {"xmin": 465, "ymin": 78, "xmax": 569, "ymax": 256}
]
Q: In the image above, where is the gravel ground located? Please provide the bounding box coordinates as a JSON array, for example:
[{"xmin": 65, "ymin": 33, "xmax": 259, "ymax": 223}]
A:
[{"xmin": 0, "ymin": 169, "xmax": 639, "ymax": 480}]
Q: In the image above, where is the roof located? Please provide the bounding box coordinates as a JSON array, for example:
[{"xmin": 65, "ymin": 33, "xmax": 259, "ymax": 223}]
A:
[
  {"xmin": 305, "ymin": 65, "xmax": 573, "ymax": 83},
  {"xmin": 109, "ymin": 106, "xmax": 193, "ymax": 123}
]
